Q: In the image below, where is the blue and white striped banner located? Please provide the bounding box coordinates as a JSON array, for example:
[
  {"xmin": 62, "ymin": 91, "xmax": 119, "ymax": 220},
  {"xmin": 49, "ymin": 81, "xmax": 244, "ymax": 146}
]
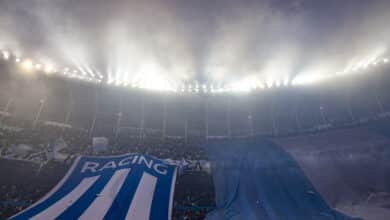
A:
[{"xmin": 10, "ymin": 154, "xmax": 177, "ymax": 220}]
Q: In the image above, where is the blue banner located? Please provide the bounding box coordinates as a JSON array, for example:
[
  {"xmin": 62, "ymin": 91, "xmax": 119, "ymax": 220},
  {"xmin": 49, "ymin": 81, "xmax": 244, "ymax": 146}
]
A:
[
  {"xmin": 206, "ymin": 138, "xmax": 362, "ymax": 220},
  {"xmin": 10, "ymin": 154, "xmax": 177, "ymax": 220}
]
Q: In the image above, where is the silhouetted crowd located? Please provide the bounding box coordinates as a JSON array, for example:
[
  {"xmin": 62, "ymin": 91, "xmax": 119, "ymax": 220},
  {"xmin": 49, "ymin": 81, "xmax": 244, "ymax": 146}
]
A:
[
  {"xmin": 2, "ymin": 117, "xmax": 390, "ymax": 219},
  {"xmin": 0, "ymin": 125, "xmax": 214, "ymax": 220}
]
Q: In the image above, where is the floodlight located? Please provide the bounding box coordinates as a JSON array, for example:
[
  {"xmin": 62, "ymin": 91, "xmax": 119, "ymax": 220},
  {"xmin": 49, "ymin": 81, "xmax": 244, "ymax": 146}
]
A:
[
  {"xmin": 115, "ymin": 80, "xmax": 123, "ymax": 86},
  {"xmin": 267, "ymin": 80, "xmax": 273, "ymax": 88},
  {"xmin": 21, "ymin": 59, "xmax": 33, "ymax": 71},
  {"xmin": 44, "ymin": 64, "xmax": 55, "ymax": 73},
  {"xmin": 283, "ymin": 77, "xmax": 290, "ymax": 86},
  {"xmin": 2, "ymin": 50, "xmax": 10, "ymax": 60},
  {"xmin": 35, "ymin": 64, "xmax": 42, "ymax": 70}
]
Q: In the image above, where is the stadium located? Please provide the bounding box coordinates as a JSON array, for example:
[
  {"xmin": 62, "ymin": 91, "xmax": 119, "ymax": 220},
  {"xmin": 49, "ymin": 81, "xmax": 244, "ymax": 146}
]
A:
[{"xmin": 1, "ymin": 0, "xmax": 390, "ymax": 220}]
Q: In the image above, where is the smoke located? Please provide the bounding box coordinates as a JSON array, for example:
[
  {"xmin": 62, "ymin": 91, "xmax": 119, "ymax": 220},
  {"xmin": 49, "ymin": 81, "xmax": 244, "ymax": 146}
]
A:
[{"xmin": 0, "ymin": 0, "xmax": 389, "ymax": 86}]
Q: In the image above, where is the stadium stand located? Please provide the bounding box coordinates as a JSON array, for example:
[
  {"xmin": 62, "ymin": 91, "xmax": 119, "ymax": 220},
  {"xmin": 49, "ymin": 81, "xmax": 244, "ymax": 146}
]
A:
[{"xmin": 1, "ymin": 58, "xmax": 390, "ymax": 219}]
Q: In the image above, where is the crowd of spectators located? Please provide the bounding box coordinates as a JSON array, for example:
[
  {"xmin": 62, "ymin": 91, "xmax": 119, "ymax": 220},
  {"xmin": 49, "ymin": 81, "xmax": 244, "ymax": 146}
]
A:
[
  {"xmin": 0, "ymin": 159, "xmax": 68, "ymax": 219},
  {"xmin": 0, "ymin": 123, "xmax": 208, "ymax": 161},
  {"xmin": 0, "ymin": 121, "xmax": 214, "ymax": 220},
  {"xmin": 0, "ymin": 158, "xmax": 214, "ymax": 220},
  {"xmin": 2, "ymin": 116, "xmax": 390, "ymax": 219}
]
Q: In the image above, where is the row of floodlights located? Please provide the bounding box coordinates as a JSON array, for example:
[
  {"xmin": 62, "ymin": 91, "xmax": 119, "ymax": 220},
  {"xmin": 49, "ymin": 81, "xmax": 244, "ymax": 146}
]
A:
[
  {"xmin": 1, "ymin": 50, "xmax": 103, "ymax": 83},
  {"xmin": 81, "ymin": 57, "xmax": 390, "ymax": 93},
  {"xmin": 2, "ymin": 49, "xmax": 389, "ymax": 93}
]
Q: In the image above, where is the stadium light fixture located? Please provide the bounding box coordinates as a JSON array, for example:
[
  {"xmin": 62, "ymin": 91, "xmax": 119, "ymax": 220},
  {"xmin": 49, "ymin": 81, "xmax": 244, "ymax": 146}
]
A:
[
  {"xmin": 1, "ymin": 50, "xmax": 10, "ymax": 60},
  {"xmin": 267, "ymin": 81, "xmax": 273, "ymax": 88},
  {"xmin": 44, "ymin": 64, "xmax": 55, "ymax": 74},
  {"xmin": 35, "ymin": 64, "xmax": 42, "ymax": 70},
  {"xmin": 257, "ymin": 82, "xmax": 264, "ymax": 89},
  {"xmin": 283, "ymin": 77, "xmax": 290, "ymax": 86},
  {"xmin": 21, "ymin": 59, "xmax": 33, "ymax": 71}
]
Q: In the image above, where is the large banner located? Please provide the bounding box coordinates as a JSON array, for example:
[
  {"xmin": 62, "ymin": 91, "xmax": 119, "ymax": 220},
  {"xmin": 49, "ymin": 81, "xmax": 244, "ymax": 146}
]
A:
[
  {"xmin": 206, "ymin": 138, "xmax": 361, "ymax": 220},
  {"xmin": 10, "ymin": 154, "xmax": 177, "ymax": 220}
]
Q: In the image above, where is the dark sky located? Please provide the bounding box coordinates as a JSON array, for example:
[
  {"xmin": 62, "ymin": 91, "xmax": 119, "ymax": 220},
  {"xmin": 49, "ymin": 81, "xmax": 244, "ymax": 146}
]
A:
[{"xmin": 0, "ymin": 0, "xmax": 389, "ymax": 88}]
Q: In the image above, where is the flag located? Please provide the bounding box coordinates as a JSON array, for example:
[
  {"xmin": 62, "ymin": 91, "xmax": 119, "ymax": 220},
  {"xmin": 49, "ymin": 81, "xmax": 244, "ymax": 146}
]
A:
[
  {"xmin": 10, "ymin": 153, "xmax": 178, "ymax": 220},
  {"xmin": 206, "ymin": 138, "xmax": 362, "ymax": 220}
]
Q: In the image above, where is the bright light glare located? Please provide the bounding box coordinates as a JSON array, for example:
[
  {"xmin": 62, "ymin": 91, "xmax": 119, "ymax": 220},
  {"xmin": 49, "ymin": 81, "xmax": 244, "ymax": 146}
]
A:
[
  {"xmin": 44, "ymin": 64, "xmax": 55, "ymax": 73},
  {"xmin": 292, "ymin": 74, "xmax": 329, "ymax": 85},
  {"xmin": 4, "ymin": 46, "xmax": 388, "ymax": 94},
  {"xmin": 257, "ymin": 82, "xmax": 265, "ymax": 89},
  {"xmin": 135, "ymin": 72, "xmax": 174, "ymax": 92},
  {"xmin": 35, "ymin": 64, "xmax": 42, "ymax": 70},
  {"xmin": 2, "ymin": 50, "xmax": 10, "ymax": 60},
  {"xmin": 21, "ymin": 59, "xmax": 33, "ymax": 71},
  {"xmin": 266, "ymin": 79, "xmax": 273, "ymax": 88},
  {"xmin": 227, "ymin": 76, "xmax": 256, "ymax": 93},
  {"xmin": 283, "ymin": 77, "xmax": 289, "ymax": 86}
]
